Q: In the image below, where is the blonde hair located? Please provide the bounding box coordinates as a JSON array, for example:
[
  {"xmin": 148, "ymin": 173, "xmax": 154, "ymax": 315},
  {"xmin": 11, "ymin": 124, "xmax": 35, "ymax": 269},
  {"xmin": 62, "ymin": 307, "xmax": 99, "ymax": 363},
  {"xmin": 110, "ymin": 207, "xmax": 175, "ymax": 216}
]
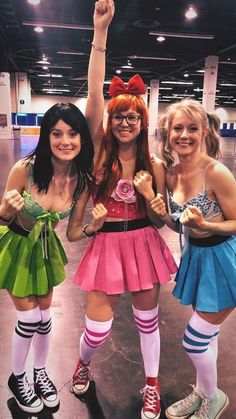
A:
[{"xmin": 159, "ymin": 99, "xmax": 221, "ymax": 169}]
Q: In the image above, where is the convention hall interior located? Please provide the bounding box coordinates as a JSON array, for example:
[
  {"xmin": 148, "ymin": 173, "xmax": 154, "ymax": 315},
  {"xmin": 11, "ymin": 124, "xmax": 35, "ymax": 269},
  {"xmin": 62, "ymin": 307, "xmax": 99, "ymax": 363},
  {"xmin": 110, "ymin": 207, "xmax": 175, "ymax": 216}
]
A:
[{"xmin": 0, "ymin": 0, "xmax": 236, "ymax": 418}]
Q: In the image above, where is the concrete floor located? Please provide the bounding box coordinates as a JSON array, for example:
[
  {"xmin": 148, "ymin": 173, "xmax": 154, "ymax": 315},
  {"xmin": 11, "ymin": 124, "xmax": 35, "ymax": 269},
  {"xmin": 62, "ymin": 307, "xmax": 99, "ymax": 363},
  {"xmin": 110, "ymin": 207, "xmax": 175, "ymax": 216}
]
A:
[{"xmin": 0, "ymin": 136, "xmax": 236, "ymax": 419}]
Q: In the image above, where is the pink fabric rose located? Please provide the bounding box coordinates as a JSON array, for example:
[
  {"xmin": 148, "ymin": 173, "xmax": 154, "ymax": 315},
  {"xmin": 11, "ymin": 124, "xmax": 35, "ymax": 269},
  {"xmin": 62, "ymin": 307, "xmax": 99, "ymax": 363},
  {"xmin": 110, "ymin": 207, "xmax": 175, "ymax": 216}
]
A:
[{"xmin": 111, "ymin": 180, "xmax": 136, "ymax": 203}]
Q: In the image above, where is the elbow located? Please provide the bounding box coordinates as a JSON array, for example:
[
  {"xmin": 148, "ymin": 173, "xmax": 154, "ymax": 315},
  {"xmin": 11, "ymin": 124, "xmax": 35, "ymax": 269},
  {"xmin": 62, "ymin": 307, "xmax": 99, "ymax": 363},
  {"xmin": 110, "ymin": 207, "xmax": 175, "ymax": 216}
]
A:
[{"xmin": 66, "ymin": 231, "xmax": 75, "ymax": 242}]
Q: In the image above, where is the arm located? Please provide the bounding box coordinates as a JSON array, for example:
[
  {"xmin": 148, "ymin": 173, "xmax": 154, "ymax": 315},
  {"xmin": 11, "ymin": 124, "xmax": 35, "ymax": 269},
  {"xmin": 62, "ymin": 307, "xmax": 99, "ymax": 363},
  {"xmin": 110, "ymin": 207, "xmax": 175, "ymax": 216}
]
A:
[
  {"xmin": 133, "ymin": 157, "xmax": 166, "ymax": 228},
  {"xmin": 180, "ymin": 163, "xmax": 236, "ymax": 235},
  {"xmin": 66, "ymin": 190, "xmax": 108, "ymax": 242},
  {"xmin": 0, "ymin": 160, "xmax": 26, "ymax": 225},
  {"xmin": 85, "ymin": 0, "xmax": 115, "ymax": 165},
  {"xmin": 149, "ymin": 156, "xmax": 179, "ymax": 232}
]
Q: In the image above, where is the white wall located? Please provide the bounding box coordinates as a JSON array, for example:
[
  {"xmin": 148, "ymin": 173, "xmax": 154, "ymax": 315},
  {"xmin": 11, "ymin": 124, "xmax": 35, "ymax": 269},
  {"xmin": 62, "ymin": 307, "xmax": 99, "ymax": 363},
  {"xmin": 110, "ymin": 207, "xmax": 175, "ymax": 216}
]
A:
[
  {"xmin": 30, "ymin": 95, "xmax": 87, "ymax": 114},
  {"xmin": 25, "ymin": 95, "xmax": 236, "ymax": 125},
  {"xmin": 158, "ymin": 102, "xmax": 236, "ymax": 123}
]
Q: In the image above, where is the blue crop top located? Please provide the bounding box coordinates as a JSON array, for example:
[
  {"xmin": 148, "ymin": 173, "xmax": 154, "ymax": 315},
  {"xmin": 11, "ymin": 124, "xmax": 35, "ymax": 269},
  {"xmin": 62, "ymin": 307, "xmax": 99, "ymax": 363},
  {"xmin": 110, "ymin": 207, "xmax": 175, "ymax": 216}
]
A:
[{"xmin": 169, "ymin": 162, "xmax": 223, "ymax": 221}]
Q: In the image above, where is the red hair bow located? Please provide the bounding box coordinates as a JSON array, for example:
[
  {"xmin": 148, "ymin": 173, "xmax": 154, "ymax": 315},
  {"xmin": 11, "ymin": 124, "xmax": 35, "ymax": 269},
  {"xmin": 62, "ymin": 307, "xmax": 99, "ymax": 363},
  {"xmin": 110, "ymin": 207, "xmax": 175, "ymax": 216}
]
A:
[{"xmin": 109, "ymin": 74, "xmax": 146, "ymax": 97}]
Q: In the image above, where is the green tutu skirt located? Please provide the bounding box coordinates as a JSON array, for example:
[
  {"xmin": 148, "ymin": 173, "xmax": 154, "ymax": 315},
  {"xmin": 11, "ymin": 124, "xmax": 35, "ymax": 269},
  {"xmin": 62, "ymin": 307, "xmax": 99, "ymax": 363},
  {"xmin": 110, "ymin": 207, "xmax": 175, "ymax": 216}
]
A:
[{"xmin": 0, "ymin": 224, "xmax": 68, "ymax": 297}]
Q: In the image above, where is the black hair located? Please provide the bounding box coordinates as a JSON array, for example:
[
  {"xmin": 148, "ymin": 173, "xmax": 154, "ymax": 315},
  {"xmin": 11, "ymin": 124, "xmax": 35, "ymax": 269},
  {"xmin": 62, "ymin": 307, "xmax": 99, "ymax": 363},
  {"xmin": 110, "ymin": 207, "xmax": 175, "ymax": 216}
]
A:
[{"xmin": 25, "ymin": 103, "xmax": 94, "ymax": 197}]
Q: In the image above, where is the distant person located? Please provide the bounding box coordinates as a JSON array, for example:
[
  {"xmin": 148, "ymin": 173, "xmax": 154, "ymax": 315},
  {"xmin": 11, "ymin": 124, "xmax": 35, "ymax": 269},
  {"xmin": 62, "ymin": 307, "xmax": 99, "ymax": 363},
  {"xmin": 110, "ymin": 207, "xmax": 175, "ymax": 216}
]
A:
[
  {"xmin": 0, "ymin": 103, "xmax": 94, "ymax": 413},
  {"xmin": 67, "ymin": 2, "xmax": 177, "ymax": 419}
]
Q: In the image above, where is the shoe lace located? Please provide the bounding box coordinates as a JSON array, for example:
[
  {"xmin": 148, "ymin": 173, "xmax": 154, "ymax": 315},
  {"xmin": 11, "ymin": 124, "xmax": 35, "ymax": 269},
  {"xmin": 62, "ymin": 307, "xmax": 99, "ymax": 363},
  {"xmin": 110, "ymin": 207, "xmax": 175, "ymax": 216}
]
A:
[
  {"xmin": 73, "ymin": 361, "xmax": 90, "ymax": 385},
  {"xmin": 193, "ymin": 397, "xmax": 210, "ymax": 418},
  {"xmin": 18, "ymin": 375, "xmax": 37, "ymax": 403},
  {"xmin": 35, "ymin": 369, "xmax": 54, "ymax": 394},
  {"xmin": 140, "ymin": 384, "xmax": 160, "ymax": 413},
  {"xmin": 176, "ymin": 385, "xmax": 203, "ymax": 409}
]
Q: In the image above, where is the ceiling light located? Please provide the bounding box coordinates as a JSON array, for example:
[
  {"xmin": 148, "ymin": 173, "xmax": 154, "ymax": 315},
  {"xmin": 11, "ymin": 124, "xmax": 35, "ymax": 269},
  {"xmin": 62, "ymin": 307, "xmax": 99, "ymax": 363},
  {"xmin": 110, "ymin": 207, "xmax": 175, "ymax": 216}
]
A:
[
  {"xmin": 38, "ymin": 74, "xmax": 63, "ymax": 78},
  {"xmin": 42, "ymin": 88, "xmax": 70, "ymax": 92},
  {"xmin": 185, "ymin": 5, "xmax": 198, "ymax": 20},
  {"xmin": 37, "ymin": 60, "xmax": 50, "ymax": 64},
  {"xmin": 57, "ymin": 50, "xmax": 86, "ymax": 56},
  {"xmin": 23, "ymin": 21, "xmax": 93, "ymax": 31},
  {"xmin": 219, "ymin": 83, "xmax": 236, "ymax": 87},
  {"xmin": 117, "ymin": 68, "xmax": 151, "ymax": 74},
  {"xmin": 34, "ymin": 26, "xmax": 44, "ymax": 33},
  {"xmin": 184, "ymin": 73, "xmax": 189, "ymax": 77},
  {"xmin": 216, "ymin": 95, "xmax": 234, "ymax": 98},
  {"xmin": 219, "ymin": 61, "xmax": 236, "ymax": 65},
  {"xmin": 157, "ymin": 36, "xmax": 165, "ymax": 42},
  {"xmin": 128, "ymin": 55, "xmax": 176, "ymax": 61},
  {"xmin": 121, "ymin": 65, "xmax": 134, "ymax": 69},
  {"xmin": 42, "ymin": 66, "xmax": 48, "ymax": 70},
  {"xmin": 161, "ymin": 81, "xmax": 193, "ymax": 85},
  {"xmin": 47, "ymin": 65, "xmax": 73, "ymax": 69},
  {"xmin": 149, "ymin": 31, "xmax": 214, "ymax": 40},
  {"xmin": 28, "ymin": 0, "xmax": 40, "ymax": 4}
]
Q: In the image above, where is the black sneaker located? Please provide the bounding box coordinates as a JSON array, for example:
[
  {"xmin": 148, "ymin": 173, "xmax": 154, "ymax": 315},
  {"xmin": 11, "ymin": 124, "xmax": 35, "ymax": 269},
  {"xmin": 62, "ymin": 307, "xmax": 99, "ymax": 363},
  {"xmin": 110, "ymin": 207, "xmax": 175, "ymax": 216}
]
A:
[
  {"xmin": 8, "ymin": 372, "xmax": 43, "ymax": 414},
  {"xmin": 34, "ymin": 367, "xmax": 59, "ymax": 408}
]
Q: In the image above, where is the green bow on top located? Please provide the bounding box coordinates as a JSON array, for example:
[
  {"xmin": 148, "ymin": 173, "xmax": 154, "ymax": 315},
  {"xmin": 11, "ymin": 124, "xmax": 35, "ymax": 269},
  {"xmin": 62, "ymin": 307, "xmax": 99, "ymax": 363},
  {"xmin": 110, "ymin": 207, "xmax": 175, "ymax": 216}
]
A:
[{"xmin": 28, "ymin": 211, "xmax": 60, "ymax": 247}]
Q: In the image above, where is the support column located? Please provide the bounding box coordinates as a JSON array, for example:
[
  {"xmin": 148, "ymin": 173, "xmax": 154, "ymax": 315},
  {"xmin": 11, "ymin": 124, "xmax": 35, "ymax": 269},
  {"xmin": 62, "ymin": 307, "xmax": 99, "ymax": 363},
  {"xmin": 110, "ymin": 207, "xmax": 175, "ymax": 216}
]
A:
[
  {"xmin": 14, "ymin": 72, "xmax": 32, "ymax": 113},
  {"xmin": 148, "ymin": 79, "xmax": 159, "ymax": 136},
  {"xmin": 202, "ymin": 55, "xmax": 218, "ymax": 113},
  {"xmin": 142, "ymin": 83, "xmax": 148, "ymax": 106},
  {"xmin": 0, "ymin": 72, "xmax": 12, "ymax": 139}
]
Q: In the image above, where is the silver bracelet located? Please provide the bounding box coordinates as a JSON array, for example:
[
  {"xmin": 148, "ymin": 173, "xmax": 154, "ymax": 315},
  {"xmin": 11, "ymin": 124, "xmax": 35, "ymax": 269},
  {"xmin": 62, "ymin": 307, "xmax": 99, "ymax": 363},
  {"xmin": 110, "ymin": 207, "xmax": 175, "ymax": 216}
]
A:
[
  {"xmin": 83, "ymin": 223, "xmax": 96, "ymax": 238},
  {"xmin": 91, "ymin": 42, "xmax": 106, "ymax": 53}
]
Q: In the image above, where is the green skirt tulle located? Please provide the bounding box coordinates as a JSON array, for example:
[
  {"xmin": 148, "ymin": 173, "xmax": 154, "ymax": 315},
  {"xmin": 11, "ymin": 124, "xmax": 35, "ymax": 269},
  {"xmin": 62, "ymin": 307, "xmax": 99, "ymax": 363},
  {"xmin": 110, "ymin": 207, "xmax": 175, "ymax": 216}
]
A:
[{"xmin": 0, "ymin": 225, "xmax": 68, "ymax": 297}]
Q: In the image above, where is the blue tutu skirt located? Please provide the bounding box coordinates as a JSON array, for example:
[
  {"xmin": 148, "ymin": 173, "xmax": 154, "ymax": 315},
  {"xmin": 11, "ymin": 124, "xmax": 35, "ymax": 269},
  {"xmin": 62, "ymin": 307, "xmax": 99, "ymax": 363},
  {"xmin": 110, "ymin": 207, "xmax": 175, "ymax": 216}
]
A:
[{"xmin": 173, "ymin": 235, "xmax": 236, "ymax": 312}]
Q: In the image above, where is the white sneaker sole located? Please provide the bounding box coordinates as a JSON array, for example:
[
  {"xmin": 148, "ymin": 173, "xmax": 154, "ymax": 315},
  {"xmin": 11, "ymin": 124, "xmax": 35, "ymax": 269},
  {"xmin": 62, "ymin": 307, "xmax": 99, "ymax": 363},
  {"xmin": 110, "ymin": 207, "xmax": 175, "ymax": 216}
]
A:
[
  {"xmin": 8, "ymin": 387, "xmax": 44, "ymax": 414},
  {"xmin": 141, "ymin": 407, "xmax": 161, "ymax": 419},
  {"xmin": 215, "ymin": 394, "xmax": 229, "ymax": 419},
  {"xmin": 72, "ymin": 380, "xmax": 90, "ymax": 395},
  {"xmin": 165, "ymin": 409, "xmax": 191, "ymax": 419},
  {"xmin": 42, "ymin": 393, "xmax": 60, "ymax": 408}
]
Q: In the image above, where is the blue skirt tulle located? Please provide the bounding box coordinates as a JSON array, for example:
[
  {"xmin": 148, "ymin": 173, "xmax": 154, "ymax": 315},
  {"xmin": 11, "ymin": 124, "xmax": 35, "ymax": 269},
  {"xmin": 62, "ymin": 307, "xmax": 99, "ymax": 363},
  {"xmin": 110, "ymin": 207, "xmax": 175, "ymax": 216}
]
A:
[{"xmin": 173, "ymin": 235, "xmax": 236, "ymax": 312}]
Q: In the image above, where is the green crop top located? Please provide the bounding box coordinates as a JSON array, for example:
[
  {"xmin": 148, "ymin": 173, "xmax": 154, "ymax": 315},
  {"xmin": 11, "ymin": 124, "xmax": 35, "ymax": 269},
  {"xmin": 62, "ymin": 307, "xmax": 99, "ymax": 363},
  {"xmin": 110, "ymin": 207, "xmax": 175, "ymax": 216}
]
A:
[
  {"xmin": 21, "ymin": 162, "xmax": 74, "ymax": 222},
  {"xmin": 16, "ymin": 163, "xmax": 75, "ymax": 259}
]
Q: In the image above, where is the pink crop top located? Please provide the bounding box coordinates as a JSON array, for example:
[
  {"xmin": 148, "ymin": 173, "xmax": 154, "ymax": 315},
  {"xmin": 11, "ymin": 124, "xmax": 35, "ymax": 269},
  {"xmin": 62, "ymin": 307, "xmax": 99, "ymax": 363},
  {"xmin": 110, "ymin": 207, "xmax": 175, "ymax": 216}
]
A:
[{"xmin": 92, "ymin": 167, "xmax": 146, "ymax": 220}]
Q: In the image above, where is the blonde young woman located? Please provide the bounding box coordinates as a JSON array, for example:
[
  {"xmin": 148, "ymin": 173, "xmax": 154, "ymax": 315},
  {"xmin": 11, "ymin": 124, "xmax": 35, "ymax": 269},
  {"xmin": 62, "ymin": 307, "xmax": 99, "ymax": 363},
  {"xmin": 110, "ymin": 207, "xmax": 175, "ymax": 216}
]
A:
[
  {"xmin": 67, "ymin": 1, "xmax": 177, "ymax": 418},
  {"xmin": 140, "ymin": 99, "xmax": 236, "ymax": 419}
]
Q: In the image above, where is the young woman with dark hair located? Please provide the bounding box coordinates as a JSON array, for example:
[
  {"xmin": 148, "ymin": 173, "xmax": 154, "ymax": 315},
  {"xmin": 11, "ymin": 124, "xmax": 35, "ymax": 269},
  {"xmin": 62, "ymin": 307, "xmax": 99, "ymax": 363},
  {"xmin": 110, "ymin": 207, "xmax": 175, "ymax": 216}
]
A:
[
  {"xmin": 67, "ymin": 2, "xmax": 177, "ymax": 418},
  {"xmin": 0, "ymin": 102, "xmax": 94, "ymax": 413}
]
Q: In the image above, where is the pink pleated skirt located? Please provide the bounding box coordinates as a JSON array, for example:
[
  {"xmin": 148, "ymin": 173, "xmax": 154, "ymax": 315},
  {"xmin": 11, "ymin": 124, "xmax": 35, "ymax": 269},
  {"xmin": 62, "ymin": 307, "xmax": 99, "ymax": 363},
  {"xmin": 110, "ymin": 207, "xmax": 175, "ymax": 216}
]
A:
[{"xmin": 73, "ymin": 225, "xmax": 177, "ymax": 294}]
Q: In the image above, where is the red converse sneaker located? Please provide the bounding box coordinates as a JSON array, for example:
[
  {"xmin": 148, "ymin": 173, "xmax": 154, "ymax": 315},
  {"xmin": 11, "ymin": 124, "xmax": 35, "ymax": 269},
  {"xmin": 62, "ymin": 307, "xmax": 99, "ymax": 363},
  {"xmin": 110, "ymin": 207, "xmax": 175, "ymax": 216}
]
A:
[
  {"xmin": 140, "ymin": 377, "xmax": 161, "ymax": 419},
  {"xmin": 71, "ymin": 359, "xmax": 90, "ymax": 395}
]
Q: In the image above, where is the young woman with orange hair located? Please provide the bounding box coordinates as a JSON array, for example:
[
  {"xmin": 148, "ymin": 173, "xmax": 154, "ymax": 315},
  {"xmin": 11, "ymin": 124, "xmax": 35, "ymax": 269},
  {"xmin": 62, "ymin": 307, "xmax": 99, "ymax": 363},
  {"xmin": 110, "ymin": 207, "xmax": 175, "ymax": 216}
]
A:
[{"xmin": 66, "ymin": 1, "xmax": 177, "ymax": 418}]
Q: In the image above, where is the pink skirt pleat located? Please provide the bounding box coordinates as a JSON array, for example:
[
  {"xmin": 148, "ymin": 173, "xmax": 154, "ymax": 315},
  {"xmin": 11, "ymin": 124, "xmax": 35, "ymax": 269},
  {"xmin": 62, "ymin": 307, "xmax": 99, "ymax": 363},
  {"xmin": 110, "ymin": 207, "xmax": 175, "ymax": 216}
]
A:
[{"xmin": 73, "ymin": 226, "xmax": 177, "ymax": 294}]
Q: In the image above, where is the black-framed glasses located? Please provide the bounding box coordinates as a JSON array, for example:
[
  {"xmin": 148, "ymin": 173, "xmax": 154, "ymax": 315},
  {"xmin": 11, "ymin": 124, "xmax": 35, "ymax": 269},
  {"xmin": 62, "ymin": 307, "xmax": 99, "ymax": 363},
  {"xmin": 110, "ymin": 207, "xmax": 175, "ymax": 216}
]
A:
[{"xmin": 111, "ymin": 113, "xmax": 141, "ymax": 125}]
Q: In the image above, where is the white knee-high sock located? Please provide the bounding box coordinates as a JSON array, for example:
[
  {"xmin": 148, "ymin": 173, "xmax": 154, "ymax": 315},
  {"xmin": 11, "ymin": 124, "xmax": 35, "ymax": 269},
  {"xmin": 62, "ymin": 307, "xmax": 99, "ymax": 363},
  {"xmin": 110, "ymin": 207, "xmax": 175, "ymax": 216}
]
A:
[
  {"xmin": 80, "ymin": 316, "xmax": 113, "ymax": 364},
  {"xmin": 12, "ymin": 307, "xmax": 42, "ymax": 376},
  {"xmin": 183, "ymin": 312, "xmax": 220, "ymax": 398},
  {"xmin": 33, "ymin": 308, "xmax": 52, "ymax": 369},
  {"xmin": 132, "ymin": 305, "xmax": 160, "ymax": 378}
]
